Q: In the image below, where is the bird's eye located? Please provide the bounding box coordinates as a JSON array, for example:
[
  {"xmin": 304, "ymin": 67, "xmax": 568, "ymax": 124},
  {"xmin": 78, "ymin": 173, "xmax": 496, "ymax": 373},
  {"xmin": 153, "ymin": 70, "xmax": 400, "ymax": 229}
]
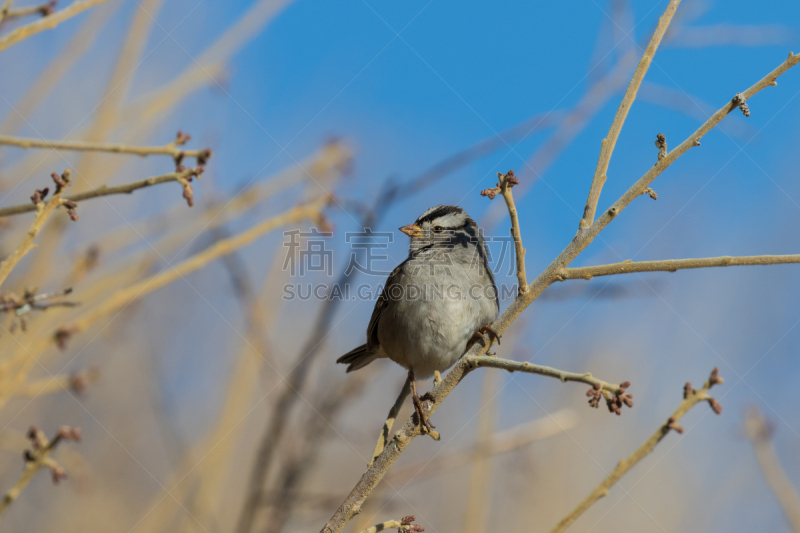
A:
[{"xmin": 433, "ymin": 226, "xmax": 444, "ymax": 233}]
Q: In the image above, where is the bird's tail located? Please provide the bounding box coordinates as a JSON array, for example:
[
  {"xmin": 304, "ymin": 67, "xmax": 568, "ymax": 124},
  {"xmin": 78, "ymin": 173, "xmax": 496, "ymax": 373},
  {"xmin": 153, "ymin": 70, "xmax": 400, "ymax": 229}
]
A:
[{"xmin": 336, "ymin": 344, "xmax": 378, "ymax": 372}]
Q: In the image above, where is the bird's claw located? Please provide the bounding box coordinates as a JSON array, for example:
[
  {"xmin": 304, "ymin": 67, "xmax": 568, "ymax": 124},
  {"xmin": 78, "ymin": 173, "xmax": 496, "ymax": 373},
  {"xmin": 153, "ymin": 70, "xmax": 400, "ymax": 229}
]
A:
[{"xmin": 474, "ymin": 324, "xmax": 501, "ymax": 350}]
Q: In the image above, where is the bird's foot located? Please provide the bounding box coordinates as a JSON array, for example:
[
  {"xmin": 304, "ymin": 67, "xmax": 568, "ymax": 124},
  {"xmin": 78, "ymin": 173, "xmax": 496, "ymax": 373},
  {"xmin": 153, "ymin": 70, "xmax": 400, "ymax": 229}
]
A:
[
  {"xmin": 409, "ymin": 370, "xmax": 440, "ymax": 440},
  {"xmin": 412, "ymin": 391, "xmax": 439, "ymax": 439},
  {"xmin": 474, "ymin": 324, "xmax": 501, "ymax": 352}
]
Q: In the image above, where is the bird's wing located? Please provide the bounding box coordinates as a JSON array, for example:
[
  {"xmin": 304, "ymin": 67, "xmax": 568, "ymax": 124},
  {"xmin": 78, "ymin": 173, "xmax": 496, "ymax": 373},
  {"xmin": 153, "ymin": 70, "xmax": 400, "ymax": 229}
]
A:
[{"xmin": 365, "ymin": 260, "xmax": 407, "ymax": 350}]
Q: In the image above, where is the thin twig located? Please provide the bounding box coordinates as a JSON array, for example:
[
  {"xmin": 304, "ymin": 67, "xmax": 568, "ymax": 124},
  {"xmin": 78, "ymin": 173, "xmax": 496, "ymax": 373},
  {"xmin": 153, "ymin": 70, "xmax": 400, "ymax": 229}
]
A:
[
  {"xmin": 0, "ymin": 169, "xmax": 72, "ymax": 289},
  {"xmin": 559, "ymin": 254, "xmax": 800, "ymax": 280},
  {"xmin": 0, "ymin": 0, "xmax": 14, "ymax": 23},
  {"xmin": 0, "ymin": 168, "xmax": 200, "ymax": 218},
  {"xmin": 357, "ymin": 516, "xmax": 424, "ymax": 533},
  {"xmin": 482, "ymin": 170, "xmax": 527, "ymax": 294},
  {"xmin": 744, "ymin": 408, "xmax": 800, "ymax": 533},
  {"xmin": 0, "ymin": 134, "xmax": 210, "ymax": 161},
  {"xmin": 549, "ymin": 368, "xmax": 724, "ymax": 533},
  {"xmin": 579, "ymin": 0, "xmax": 682, "ymax": 230},
  {"xmin": 0, "ymin": 426, "xmax": 81, "ymax": 518},
  {"xmin": 1, "ymin": 1, "xmax": 56, "ymax": 21},
  {"xmin": 369, "ymin": 377, "xmax": 411, "ymax": 468},
  {"xmin": 0, "ymin": 0, "xmax": 110, "ymax": 53},
  {"xmin": 51, "ymin": 194, "xmax": 331, "ymax": 348}
]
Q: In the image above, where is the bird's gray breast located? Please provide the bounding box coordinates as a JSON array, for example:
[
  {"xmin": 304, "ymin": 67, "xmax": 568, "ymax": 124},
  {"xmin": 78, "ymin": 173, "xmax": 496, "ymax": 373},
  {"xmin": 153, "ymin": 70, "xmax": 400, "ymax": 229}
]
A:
[{"xmin": 376, "ymin": 250, "xmax": 498, "ymax": 378}]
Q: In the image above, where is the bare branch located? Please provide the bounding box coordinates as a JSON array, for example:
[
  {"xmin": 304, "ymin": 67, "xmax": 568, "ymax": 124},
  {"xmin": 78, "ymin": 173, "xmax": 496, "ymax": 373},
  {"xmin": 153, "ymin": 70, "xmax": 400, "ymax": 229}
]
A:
[
  {"xmin": 744, "ymin": 408, "xmax": 800, "ymax": 533},
  {"xmin": 369, "ymin": 377, "xmax": 411, "ymax": 467},
  {"xmin": 0, "ymin": 169, "xmax": 73, "ymax": 289},
  {"xmin": 0, "ymin": 426, "xmax": 81, "ymax": 518},
  {"xmin": 51, "ymin": 194, "xmax": 331, "ymax": 348},
  {"xmin": 559, "ymin": 254, "xmax": 800, "ymax": 280},
  {"xmin": 579, "ymin": 0, "xmax": 682, "ymax": 230},
  {"xmin": 358, "ymin": 516, "xmax": 424, "ymax": 533},
  {"xmin": 482, "ymin": 170, "xmax": 527, "ymax": 294},
  {"xmin": 0, "ymin": 167, "xmax": 204, "ymax": 217},
  {"xmin": 0, "ymin": 133, "xmax": 211, "ymax": 162},
  {"xmin": 549, "ymin": 368, "xmax": 724, "ymax": 533},
  {"xmin": 1, "ymin": 0, "xmax": 56, "ymax": 21},
  {"xmin": 0, "ymin": 0, "xmax": 110, "ymax": 53}
]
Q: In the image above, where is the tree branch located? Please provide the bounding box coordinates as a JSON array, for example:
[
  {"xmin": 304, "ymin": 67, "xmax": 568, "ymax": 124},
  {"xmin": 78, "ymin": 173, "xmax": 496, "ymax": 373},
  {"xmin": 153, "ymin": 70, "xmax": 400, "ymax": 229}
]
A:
[
  {"xmin": 559, "ymin": 254, "xmax": 800, "ymax": 280},
  {"xmin": 0, "ymin": 168, "xmax": 203, "ymax": 218},
  {"xmin": 482, "ymin": 170, "xmax": 527, "ymax": 294},
  {"xmin": 0, "ymin": 0, "xmax": 110, "ymax": 53},
  {"xmin": 549, "ymin": 368, "xmax": 724, "ymax": 533},
  {"xmin": 52, "ymin": 194, "xmax": 331, "ymax": 348},
  {"xmin": 0, "ymin": 133, "xmax": 211, "ymax": 161},
  {"xmin": 369, "ymin": 377, "xmax": 411, "ymax": 467},
  {"xmin": 744, "ymin": 408, "xmax": 800, "ymax": 533},
  {"xmin": 0, "ymin": 169, "xmax": 73, "ymax": 289},
  {"xmin": 579, "ymin": 0, "xmax": 683, "ymax": 230},
  {"xmin": 1, "ymin": 1, "xmax": 55, "ymax": 21},
  {"xmin": 357, "ymin": 516, "xmax": 424, "ymax": 533},
  {"xmin": 0, "ymin": 426, "xmax": 81, "ymax": 518}
]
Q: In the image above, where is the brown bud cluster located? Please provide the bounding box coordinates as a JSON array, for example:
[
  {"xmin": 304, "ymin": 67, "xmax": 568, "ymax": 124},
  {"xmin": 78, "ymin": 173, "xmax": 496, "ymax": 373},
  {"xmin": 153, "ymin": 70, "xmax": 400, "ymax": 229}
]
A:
[
  {"xmin": 666, "ymin": 416, "xmax": 684, "ymax": 434},
  {"xmin": 39, "ymin": 1, "xmax": 57, "ymax": 16},
  {"xmin": 480, "ymin": 187, "xmax": 500, "ymax": 200},
  {"xmin": 501, "ymin": 169, "xmax": 520, "ymax": 187},
  {"xmin": 175, "ymin": 130, "xmax": 192, "ymax": 146},
  {"xmin": 56, "ymin": 426, "xmax": 82, "ymax": 442},
  {"xmin": 708, "ymin": 398, "xmax": 723, "ymax": 415},
  {"xmin": 644, "ymin": 187, "xmax": 658, "ymax": 200},
  {"xmin": 655, "ymin": 133, "xmax": 667, "ymax": 160},
  {"xmin": 26, "ymin": 426, "xmax": 47, "ymax": 450},
  {"xmin": 70, "ymin": 368, "xmax": 99, "ymax": 395},
  {"xmin": 50, "ymin": 170, "xmax": 70, "ymax": 192},
  {"xmin": 734, "ymin": 93, "xmax": 750, "ymax": 117},
  {"xmin": 586, "ymin": 381, "xmax": 633, "ymax": 415},
  {"xmin": 62, "ymin": 199, "xmax": 78, "ymax": 221},
  {"xmin": 400, "ymin": 516, "xmax": 424, "ymax": 532},
  {"xmin": 709, "ymin": 367, "xmax": 722, "ymax": 387},
  {"xmin": 49, "ymin": 463, "xmax": 68, "ymax": 484},
  {"xmin": 30, "ymin": 187, "xmax": 49, "ymax": 205},
  {"xmin": 53, "ymin": 326, "xmax": 77, "ymax": 349},
  {"xmin": 684, "ymin": 381, "xmax": 693, "ymax": 399}
]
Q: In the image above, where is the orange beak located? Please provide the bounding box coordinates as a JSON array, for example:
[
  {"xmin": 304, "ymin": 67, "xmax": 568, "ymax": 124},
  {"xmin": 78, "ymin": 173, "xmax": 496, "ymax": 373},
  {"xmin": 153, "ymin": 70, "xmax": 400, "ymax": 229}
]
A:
[{"xmin": 399, "ymin": 223, "xmax": 423, "ymax": 238}]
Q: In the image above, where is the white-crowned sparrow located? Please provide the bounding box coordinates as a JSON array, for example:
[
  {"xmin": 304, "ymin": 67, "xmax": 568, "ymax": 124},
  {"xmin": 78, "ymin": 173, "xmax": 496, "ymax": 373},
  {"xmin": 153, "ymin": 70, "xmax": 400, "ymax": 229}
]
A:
[{"xmin": 337, "ymin": 205, "xmax": 499, "ymax": 430}]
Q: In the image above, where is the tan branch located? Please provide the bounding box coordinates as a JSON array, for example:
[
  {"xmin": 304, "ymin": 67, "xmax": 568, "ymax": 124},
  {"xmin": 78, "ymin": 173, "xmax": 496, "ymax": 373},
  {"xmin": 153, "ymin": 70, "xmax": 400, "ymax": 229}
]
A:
[
  {"xmin": 0, "ymin": 0, "xmax": 110, "ymax": 53},
  {"xmin": 559, "ymin": 254, "xmax": 800, "ymax": 280},
  {"xmin": 549, "ymin": 368, "xmax": 723, "ymax": 533},
  {"xmin": 0, "ymin": 426, "xmax": 81, "ymax": 518},
  {"xmin": 744, "ymin": 408, "xmax": 800, "ymax": 533},
  {"xmin": 53, "ymin": 195, "xmax": 331, "ymax": 347},
  {"xmin": 0, "ymin": 134, "xmax": 211, "ymax": 161},
  {"xmin": 0, "ymin": 168, "xmax": 200, "ymax": 218},
  {"xmin": 357, "ymin": 516, "xmax": 424, "ymax": 533},
  {"xmin": 368, "ymin": 377, "xmax": 410, "ymax": 467},
  {"xmin": 482, "ymin": 170, "xmax": 527, "ymax": 294},
  {"xmin": 464, "ymin": 356, "xmax": 625, "ymax": 397},
  {"xmin": 0, "ymin": 0, "xmax": 14, "ymax": 23},
  {"xmin": 579, "ymin": 0, "xmax": 682, "ymax": 229},
  {"xmin": 0, "ymin": 170, "xmax": 72, "ymax": 289},
  {"xmin": 1, "ymin": 1, "xmax": 55, "ymax": 21}
]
